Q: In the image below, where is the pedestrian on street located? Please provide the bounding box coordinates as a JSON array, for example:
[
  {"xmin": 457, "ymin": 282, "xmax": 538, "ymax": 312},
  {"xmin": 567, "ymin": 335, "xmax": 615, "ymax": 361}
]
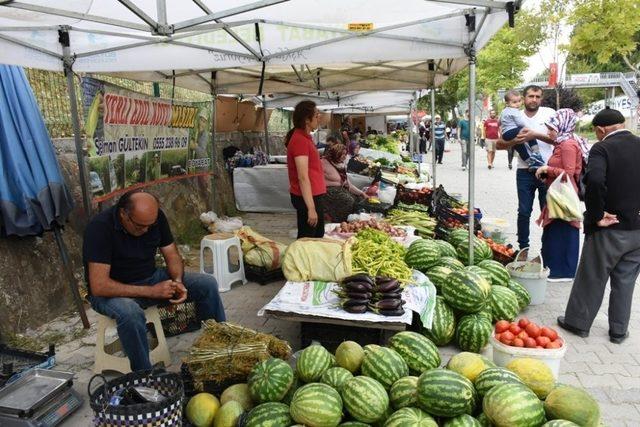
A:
[
  {"xmin": 418, "ymin": 119, "xmax": 427, "ymax": 154},
  {"xmin": 483, "ymin": 109, "xmax": 500, "ymax": 169},
  {"xmin": 458, "ymin": 110, "xmax": 471, "ymax": 170},
  {"xmin": 534, "ymin": 109, "xmax": 586, "ymax": 281},
  {"xmin": 496, "ymin": 85, "xmax": 556, "ymax": 250},
  {"xmin": 558, "ymin": 107, "xmax": 640, "ymax": 344},
  {"xmin": 433, "ymin": 115, "xmax": 446, "ymax": 164}
]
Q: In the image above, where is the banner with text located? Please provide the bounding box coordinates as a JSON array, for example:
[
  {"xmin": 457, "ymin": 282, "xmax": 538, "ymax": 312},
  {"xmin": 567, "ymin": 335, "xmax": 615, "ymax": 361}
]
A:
[{"xmin": 82, "ymin": 77, "xmax": 212, "ymax": 200}]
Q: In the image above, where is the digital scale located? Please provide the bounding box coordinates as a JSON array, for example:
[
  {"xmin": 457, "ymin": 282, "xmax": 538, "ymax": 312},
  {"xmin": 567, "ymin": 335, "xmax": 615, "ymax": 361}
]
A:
[{"xmin": 0, "ymin": 369, "xmax": 83, "ymax": 427}]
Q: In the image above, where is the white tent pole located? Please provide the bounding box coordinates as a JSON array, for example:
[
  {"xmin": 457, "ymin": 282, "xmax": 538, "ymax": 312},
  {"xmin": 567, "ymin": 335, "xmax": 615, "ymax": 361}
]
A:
[
  {"xmin": 210, "ymin": 71, "xmax": 218, "ymax": 211},
  {"xmin": 407, "ymin": 100, "xmax": 413, "ymax": 155},
  {"xmin": 431, "ymin": 87, "xmax": 436, "ymax": 188},
  {"xmin": 467, "ymin": 46, "xmax": 477, "ymax": 265},
  {"xmin": 263, "ymin": 96, "xmax": 270, "ymax": 157},
  {"xmin": 59, "ymin": 26, "xmax": 91, "ymax": 217}
]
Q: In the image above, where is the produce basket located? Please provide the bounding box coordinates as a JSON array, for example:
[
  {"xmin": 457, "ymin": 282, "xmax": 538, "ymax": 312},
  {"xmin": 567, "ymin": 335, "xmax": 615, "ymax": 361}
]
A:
[
  {"xmin": 395, "ymin": 185, "xmax": 432, "ymax": 207},
  {"xmin": 490, "ymin": 334, "xmax": 567, "ymax": 379},
  {"xmin": 158, "ymin": 302, "xmax": 200, "ymax": 337}
]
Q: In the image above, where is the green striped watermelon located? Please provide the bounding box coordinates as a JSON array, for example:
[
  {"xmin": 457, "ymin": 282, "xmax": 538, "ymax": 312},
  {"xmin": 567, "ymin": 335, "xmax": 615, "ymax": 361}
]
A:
[
  {"xmin": 466, "ymin": 266, "xmax": 493, "ymax": 286},
  {"xmin": 388, "ymin": 331, "xmax": 441, "ymax": 374},
  {"xmin": 290, "ymin": 383, "xmax": 343, "ymax": 427},
  {"xmin": 473, "ymin": 367, "xmax": 524, "ymax": 398},
  {"xmin": 282, "ymin": 375, "xmax": 301, "ymax": 405},
  {"xmin": 443, "ymin": 414, "xmax": 482, "ymax": 427},
  {"xmin": 455, "ymin": 314, "xmax": 492, "ymax": 353},
  {"xmin": 416, "ymin": 368, "xmax": 477, "ymax": 417},
  {"xmin": 372, "ymin": 405, "xmax": 393, "ymax": 427},
  {"xmin": 389, "ymin": 376, "xmax": 419, "ymax": 409},
  {"xmin": 423, "ymin": 296, "xmax": 456, "ymax": 346},
  {"xmin": 426, "ymin": 265, "xmax": 453, "ymax": 292},
  {"xmin": 341, "ymin": 376, "xmax": 389, "ymax": 423},
  {"xmin": 321, "ymin": 367, "xmax": 353, "ymax": 392},
  {"xmin": 244, "ymin": 402, "xmax": 292, "ymax": 427},
  {"xmin": 441, "ymin": 270, "xmax": 491, "ymax": 313},
  {"xmin": 297, "ymin": 344, "xmax": 332, "ymax": 383},
  {"xmin": 483, "ymin": 383, "xmax": 545, "ymax": 427},
  {"xmin": 338, "ymin": 422, "xmax": 371, "ymax": 427},
  {"xmin": 361, "ymin": 346, "xmax": 409, "ymax": 389},
  {"xmin": 405, "ymin": 239, "xmax": 442, "ymax": 271},
  {"xmin": 506, "ymin": 279, "xmax": 531, "ymax": 310},
  {"xmin": 478, "ymin": 355, "xmax": 497, "ymax": 369},
  {"xmin": 448, "ymin": 228, "xmax": 469, "ymax": 247},
  {"xmin": 248, "ymin": 358, "xmax": 294, "ymax": 403},
  {"xmin": 384, "ymin": 407, "xmax": 438, "ymax": 427},
  {"xmin": 456, "ymin": 236, "xmax": 492, "ymax": 266},
  {"xmin": 477, "ymin": 260, "xmax": 511, "ymax": 286},
  {"xmin": 489, "ymin": 286, "xmax": 520, "ymax": 322},
  {"xmin": 542, "ymin": 421, "xmax": 580, "ymax": 427},
  {"xmin": 436, "ymin": 256, "xmax": 466, "ymax": 271},
  {"xmin": 476, "ymin": 412, "xmax": 492, "ymax": 427},
  {"xmin": 434, "ymin": 240, "xmax": 458, "ymax": 258}
]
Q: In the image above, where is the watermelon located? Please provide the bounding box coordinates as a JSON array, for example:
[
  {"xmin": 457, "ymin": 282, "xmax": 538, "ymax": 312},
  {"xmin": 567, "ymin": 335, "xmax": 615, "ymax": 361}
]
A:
[
  {"xmin": 423, "ymin": 296, "xmax": 456, "ymax": 346},
  {"xmin": 478, "ymin": 355, "xmax": 496, "ymax": 369},
  {"xmin": 244, "ymin": 402, "xmax": 292, "ymax": 427},
  {"xmin": 465, "ymin": 266, "xmax": 493, "ymax": 286},
  {"xmin": 248, "ymin": 358, "xmax": 294, "ymax": 403},
  {"xmin": 416, "ymin": 368, "xmax": 477, "ymax": 417},
  {"xmin": 372, "ymin": 405, "xmax": 393, "ymax": 427},
  {"xmin": 448, "ymin": 228, "xmax": 469, "ymax": 247},
  {"xmin": 297, "ymin": 344, "xmax": 332, "ymax": 383},
  {"xmin": 446, "ymin": 352, "xmax": 487, "ymax": 382},
  {"xmin": 434, "ymin": 240, "xmax": 458, "ymax": 258},
  {"xmin": 476, "ymin": 413, "xmax": 492, "ymax": 427},
  {"xmin": 186, "ymin": 393, "xmax": 219, "ymax": 427},
  {"xmin": 436, "ymin": 256, "xmax": 466, "ymax": 271},
  {"xmin": 214, "ymin": 401, "xmax": 244, "ymax": 427},
  {"xmin": 321, "ymin": 367, "xmax": 353, "ymax": 392},
  {"xmin": 388, "ymin": 331, "xmax": 441, "ymax": 374},
  {"xmin": 473, "ymin": 367, "xmax": 524, "ymax": 398},
  {"xmin": 489, "ymin": 286, "xmax": 520, "ymax": 322},
  {"xmin": 455, "ymin": 313, "xmax": 492, "ymax": 353},
  {"xmin": 335, "ymin": 341, "xmax": 365, "ymax": 373},
  {"xmin": 405, "ymin": 239, "xmax": 442, "ymax": 271},
  {"xmin": 339, "ymin": 423, "xmax": 371, "ymax": 427},
  {"xmin": 542, "ymin": 421, "xmax": 580, "ymax": 427},
  {"xmin": 506, "ymin": 279, "xmax": 531, "ymax": 310},
  {"xmin": 361, "ymin": 346, "xmax": 409, "ymax": 389},
  {"xmin": 290, "ymin": 383, "xmax": 343, "ymax": 427},
  {"xmin": 282, "ymin": 375, "xmax": 301, "ymax": 405},
  {"xmin": 483, "ymin": 383, "xmax": 545, "ymax": 427},
  {"xmin": 543, "ymin": 384, "xmax": 600, "ymax": 427},
  {"xmin": 506, "ymin": 358, "xmax": 555, "ymax": 399},
  {"xmin": 425, "ymin": 265, "xmax": 453, "ymax": 292},
  {"xmin": 477, "ymin": 259, "xmax": 511, "ymax": 286},
  {"xmin": 456, "ymin": 236, "xmax": 492, "ymax": 265},
  {"xmin": 389, "ymin": 376, "xmax": 419, "ymax": 409},
  {"xmin": 220, "ymin": 383, "xmax": 254, "ymax": 411},
  {"xmin": 441, "ymin": 270, "xmax": 491, "ymax": 313},
  {"xmin": 443, "ymin": 414, "xmax": 482, "ymax": 427},
  {"xmin": 341, "ymin": 376, "xmax": 389, "ymax": 423},
  {"xmin": 384, "ymin": 407, "xmax": 438, "ymax": 427}
]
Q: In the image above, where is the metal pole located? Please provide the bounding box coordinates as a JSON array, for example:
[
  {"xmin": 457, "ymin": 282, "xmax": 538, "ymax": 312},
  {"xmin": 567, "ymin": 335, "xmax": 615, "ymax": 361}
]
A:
[
  {"xmin": 431, "ymin": 87, "xmax": 436, "ymax": 188},
  {"xmin": 59, "ymin": 27, "xmax": 91, "ymax": 217},
  {"xmin": 262, "ymin": 95, "xmax": 270, "ymax": 157},
  {"xmin": 468, "ymin": 47, "xmax": 477, "ymax": 265},
  {"xmin": 54, "ymin": 225, "xmax": 90, "ymax": 329},
  {"xmin": 210, "ymin": 71, "xmax": 217, "ymax": 211},
  {"xmin": 407, "ymin": 101, "xmax": 413, "ymax": 155}
]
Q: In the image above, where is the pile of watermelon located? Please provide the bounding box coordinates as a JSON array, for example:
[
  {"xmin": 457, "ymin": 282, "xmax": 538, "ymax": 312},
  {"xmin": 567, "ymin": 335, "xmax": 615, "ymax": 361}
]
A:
[{"xmin": 187, "ymin": 334, "xmax": 601, "ymax": 427}]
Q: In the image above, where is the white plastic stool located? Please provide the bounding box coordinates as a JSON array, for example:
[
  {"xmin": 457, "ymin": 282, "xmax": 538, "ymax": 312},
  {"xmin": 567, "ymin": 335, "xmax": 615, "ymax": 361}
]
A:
[
  {"xmin": 94, "ymin": 305, "xmax": 171, "ymax": 374},
  {"xmin": 200, "ymin": 232, "xmax": 246, "ymax": 293}
]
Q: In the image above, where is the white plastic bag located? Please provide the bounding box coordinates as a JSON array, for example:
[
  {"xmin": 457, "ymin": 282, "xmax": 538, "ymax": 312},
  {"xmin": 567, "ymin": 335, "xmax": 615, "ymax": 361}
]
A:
[
  {"xmin": 378, "ymin": 183, "xmax": 397, "ymax": 204},
  {"xmin": 546, "ymin": 172, "xmax": 583, "ymax": 221},
  {"xmin": 214, "ymin": 216, "xmax": 244, "ymax": 233}
]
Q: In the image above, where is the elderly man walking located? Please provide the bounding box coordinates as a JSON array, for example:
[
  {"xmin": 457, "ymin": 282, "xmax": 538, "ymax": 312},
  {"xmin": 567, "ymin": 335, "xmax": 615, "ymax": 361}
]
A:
[{"xmin": 558, "ymin": 108, "xmax": 640, "ymax": 344}]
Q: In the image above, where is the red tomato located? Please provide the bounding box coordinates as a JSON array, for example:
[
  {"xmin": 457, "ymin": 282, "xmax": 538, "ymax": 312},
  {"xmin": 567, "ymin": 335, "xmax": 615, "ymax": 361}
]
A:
[
  {"xmin": 500, "ymin": 331, "xmax": 515, "ymax": 345},
  {"xmin": 509, "ymin": 324, "xmax": 522, "ymax": 335},
  {"xmin": 516, "ymin": 331, "xmax": 529, "ymax": 340},
  {"xmin": 555, "ymin": 338, "xmax": 564, "ymax": 346},
  {"xmin": 524, "ymin": 337, "xmax": 537, "ymax": 348},
  {"xmin": 546, "ymin": 341, "xmax": 562, "ymax": 349},
  {"xmin": 518, "ymin": 318, "xmax": 530, "ymax": 328},
  {"xmin": 536, "ymin": 346, "xmax": 544, "ymax": 349},
  {"xmin": 541, "ymin": 327, "xmax": 559, "ymax": 341},
  {"xmin": 525, "ymin": 323, "xmax": 541, "ymax": 338},
  {"xmin": 495, "ymin": 320, "xmax": 510, "ymax": 333},
  {"xmin": 513, "ymin": 338, "xmax": 525, "ymax": 347},
  {"xmin": 494, "ymin": 333, "xmax": 502, "ymax": 341},
  {"xmin": 536, "ymin": 336, "xmax": 551, "ymax": 347}
]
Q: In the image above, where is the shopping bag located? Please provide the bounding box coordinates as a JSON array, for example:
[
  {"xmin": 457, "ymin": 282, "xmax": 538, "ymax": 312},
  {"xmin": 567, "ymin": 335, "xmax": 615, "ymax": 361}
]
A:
[{"xmin": 546, "ymin": 172, "xmax": 583, "ymax": 221}]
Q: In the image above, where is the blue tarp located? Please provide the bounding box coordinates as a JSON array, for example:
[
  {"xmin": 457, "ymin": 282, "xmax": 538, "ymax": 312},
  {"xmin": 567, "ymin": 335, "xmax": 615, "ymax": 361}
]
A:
[{"xmin": 0, "ymin": 65, "xmax": 74, "ymax": 236}]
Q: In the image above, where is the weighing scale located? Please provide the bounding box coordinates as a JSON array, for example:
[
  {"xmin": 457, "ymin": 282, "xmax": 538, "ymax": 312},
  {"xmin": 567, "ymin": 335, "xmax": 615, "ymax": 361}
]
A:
[{"xmin": 0, "ymin": 369, "xmax": 83, "ymax": 426}]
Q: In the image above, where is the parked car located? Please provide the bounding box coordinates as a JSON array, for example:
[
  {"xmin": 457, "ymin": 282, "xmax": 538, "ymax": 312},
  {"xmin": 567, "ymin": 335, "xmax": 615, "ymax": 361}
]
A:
[
  {"xmin": 89, "ymin": 171, "xmax": 104, "ymax": 194},
  {"xmin": 169, "ymin": 165, "xmax": 187, "ymax": 176}
]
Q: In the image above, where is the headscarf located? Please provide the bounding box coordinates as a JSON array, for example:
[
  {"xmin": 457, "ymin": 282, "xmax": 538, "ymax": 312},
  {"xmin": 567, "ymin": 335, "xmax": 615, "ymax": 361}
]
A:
[
  {"xmin": 347, "ymin": 140, "xmax": 360, "ymax": 156},
  {"xmin": 545, "ymin": 108, "xmax": 590, "ymax": 161},
  {"xmin": 324, "ymin": 143, "xmax": 349, "ymax": 186}
]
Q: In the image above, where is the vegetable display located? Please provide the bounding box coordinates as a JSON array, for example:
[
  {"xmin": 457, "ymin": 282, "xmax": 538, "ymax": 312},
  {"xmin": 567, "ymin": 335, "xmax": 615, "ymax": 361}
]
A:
[
  {"xmin": 334, "ymin": 274, "xmax": 406, "ymax": 316},
  {"xmin": 386, "ymin": 209, "xmax": 437, "ymax": 238},
  {"xmin": 333, "ymin": 219, "xmax": 407, "ymax": 237},
  {"xmin": 350, "ymin": 229, "xmax": 413, "ymax": 282}
]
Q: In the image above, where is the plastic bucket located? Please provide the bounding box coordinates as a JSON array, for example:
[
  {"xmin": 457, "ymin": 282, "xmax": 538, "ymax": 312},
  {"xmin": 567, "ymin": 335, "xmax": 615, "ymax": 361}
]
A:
[
  {"xmin": 490, "ymin": 335, "xmax": 567, "ymax": 379},
  {"xmin": 506, "ymin": 249, "xmax": 549, "ymax": 305},
  {"xmin": 481, "ymin": 217, "xmax": 509, "ymax": 243}
]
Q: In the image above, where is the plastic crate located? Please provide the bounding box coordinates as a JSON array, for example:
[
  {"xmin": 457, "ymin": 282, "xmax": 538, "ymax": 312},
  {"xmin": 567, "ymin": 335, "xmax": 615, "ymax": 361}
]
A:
[
  {"xmin": 158, "ymin": 302, "xmax": 200, "ymax": 337},
  {"xmin": 300, "ymin": 322, "xmax": 387, "ymax": 353},
  {"xmin": 0, "ymin": 343, "xmax": 56, "ymax": 388},
  {"xmin": 245, "ymin": 264, "xmax": 285, "ymax": 286}
]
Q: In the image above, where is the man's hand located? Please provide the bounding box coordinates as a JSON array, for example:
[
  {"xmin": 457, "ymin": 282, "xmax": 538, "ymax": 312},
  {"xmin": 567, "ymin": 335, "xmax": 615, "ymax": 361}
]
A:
[
  {"xmin": 535, "ymin": 165, "xmax": 549, "ymax": 180},
  {"xmin": 307, "ymin": 208, "xmax": 318, "ymax": 227},
  {"xmin": 169, "ymin": 281, "xmax": 188, "ymax": 304},
  {"xmin": 148, "ymin": 280, "xmax": 177, "ymax": 299},
  {"xmin": 515, "ymin": 127, "xmax": 536, "ymax": 144},
  {"xmin": 597, "ymin": 212, "xmax": 619, "ymax": 228}
]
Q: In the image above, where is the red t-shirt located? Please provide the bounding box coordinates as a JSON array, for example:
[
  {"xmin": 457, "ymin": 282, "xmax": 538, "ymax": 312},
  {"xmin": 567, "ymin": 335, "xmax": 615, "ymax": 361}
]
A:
[
  {"xmin": 287, "ymin": 129, "xmax": 326, "ymax": 196},
  {"xmin": 484, "ymin": 118, "xmax": 500, "ymax": 139}
]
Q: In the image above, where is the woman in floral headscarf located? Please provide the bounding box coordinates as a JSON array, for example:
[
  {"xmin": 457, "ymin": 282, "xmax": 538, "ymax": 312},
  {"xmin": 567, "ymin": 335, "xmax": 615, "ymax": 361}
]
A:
[{"xmin": 535, "ymin": 108, "xmax": 588, "ymax": 281}]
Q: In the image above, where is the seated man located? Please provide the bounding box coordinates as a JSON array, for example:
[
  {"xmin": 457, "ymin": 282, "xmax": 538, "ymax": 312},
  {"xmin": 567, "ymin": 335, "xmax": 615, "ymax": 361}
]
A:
[{"xmin": 84, "ymin": 189, "xmax": 225, "ymax": 371}]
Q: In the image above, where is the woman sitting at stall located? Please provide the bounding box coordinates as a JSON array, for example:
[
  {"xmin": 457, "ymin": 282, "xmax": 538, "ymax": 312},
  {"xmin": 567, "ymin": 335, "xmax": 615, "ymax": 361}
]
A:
[{"xmin": 322, "ymin": 143, "xmax": 369, "ymax": 223}]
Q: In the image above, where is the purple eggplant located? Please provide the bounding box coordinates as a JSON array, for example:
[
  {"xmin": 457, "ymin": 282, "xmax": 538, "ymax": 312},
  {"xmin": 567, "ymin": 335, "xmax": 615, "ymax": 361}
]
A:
[
  {"xmin": 368, "ymin": 298, "xmax": 403, "ymax": 311},
  {"xmin": 344, "ymin": 281, "xmax": 374, "ymax": 292},
  {"xmin": 342, "ymin": 298, "xmax": 370, "ymax": 307},
  {"xmin": 377, "ymin": 280, "xmax": 400, "ymax": 293},
  {"xmin": 342, "ymin": 274, "xmax": 375, "ymax": 286},
  {"xmin": 379, "ymin": 307, "xmax": 405, "ymax": 316},
  {"xmin": 343, "ymin": 304, "xmax": 368, "ymax": 314},
  {"xmin": 376, "ymin": 291, "xmax": 402, "ymax": 300}
]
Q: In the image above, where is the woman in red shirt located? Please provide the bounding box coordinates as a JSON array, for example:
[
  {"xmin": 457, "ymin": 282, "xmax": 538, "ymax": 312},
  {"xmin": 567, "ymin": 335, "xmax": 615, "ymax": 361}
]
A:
[
  {"xmin": 286, "ymin": 101, "xmax": 327, "ymax": 238},
  {"xmin": 535, "ymin": 109, "xmax": 588, "ymax": 281}
]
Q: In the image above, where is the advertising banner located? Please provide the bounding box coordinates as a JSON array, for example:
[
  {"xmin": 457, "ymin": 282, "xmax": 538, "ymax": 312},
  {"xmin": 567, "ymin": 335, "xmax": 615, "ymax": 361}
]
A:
[{"xmin": 82, "ymin": 77, "xmax": 212, "ymax": 201}]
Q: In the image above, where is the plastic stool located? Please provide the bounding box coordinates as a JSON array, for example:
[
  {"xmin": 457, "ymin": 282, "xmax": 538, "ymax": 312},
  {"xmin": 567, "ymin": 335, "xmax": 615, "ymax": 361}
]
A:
[
  {"xmin": 94, "ymin": 305, "xmax": 171, "ymax": 374},
  {"xmin": 200, "ymin": 232, "xmax": 246, "ymax": 293}
]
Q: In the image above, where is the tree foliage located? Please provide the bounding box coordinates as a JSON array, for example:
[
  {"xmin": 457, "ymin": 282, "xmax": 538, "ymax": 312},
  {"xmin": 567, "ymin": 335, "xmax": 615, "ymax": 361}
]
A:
[{"xmin": 541, "ymin": 84, "xmax": 584, "ymax": 111}]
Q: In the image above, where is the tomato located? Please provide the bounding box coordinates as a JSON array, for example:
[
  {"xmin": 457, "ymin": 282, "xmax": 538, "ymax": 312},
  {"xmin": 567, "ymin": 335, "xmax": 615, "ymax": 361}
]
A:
[
  {"xmin": 495, "ymin": 320, "xmax": 510, "ymax": 333},
  {"xmin": 516, "ymin": 331, "xmax": 529, "ymax": 340},
  {"xmin": 541, "ymin": 327, "xmax": 559, "ymax": 341},
  {"xmin": 513, "ymin": 338, "xmax": 525, "ymax": 347},
  {"xmin": 518, "ymin": 318, "xmax": 530, "ymax": 328},
  {"xmin": 525, "ymin": 323, "xmax": 541, "ymax": 338},
  {"xmin": 509, "ymin": 324, "xmax": 522, "ymax": 335},
  {"xmin": 536, "ymin": 336, "xmax": 551, "ymax": 347},
  {"xmin": 555, "ymin": 338, "xmax": 564, "ymax": 346},
  {"xmin": 500, "ymin": 331, "xmax": 515, "ymax": 345},
  {"xmin": 546, "ymin": 341, "xmax": 562, "ymax": 349},
  {"xmin": 494, "ymin": 333, "xmax": 501, "ymax": 341},
  {"xmin": 524, "ymin": 337, "xmax": 537, "ymax": 348},
  {"xmin": 536, "ymin": 346, "xmax": 544, "ymax": 349}
]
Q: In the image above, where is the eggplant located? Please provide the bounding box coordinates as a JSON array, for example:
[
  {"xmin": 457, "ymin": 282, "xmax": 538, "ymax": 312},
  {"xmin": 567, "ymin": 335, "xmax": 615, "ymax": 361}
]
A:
[
  {"xmin": 346, "ymin": 291, "xmax": 373, "ymax": 300},
  {"xmin": 343, "ymin": 304, "xmax": 368, "ymax": 314},
  {"xmin": 342, "ymin": 298, "xmax": 370, "ymax": 307},
  {"xmin": 342, "ymin": 274, "xmax": 375, "ymax": 286},
  {"xmin": 368, "ymin": 298, "xmax": 403, "ymax": 311},
  {"xmin": 377, "ymin": 280, "xmax": 400, "ymax": 293},
  {"xmin": 376, "ymin": 291, "xmax": 402, "ymax": 300},
  {"xmin": 379, "ymin": 308, "xmax": 405, "ymax": 316},
  {"xmin": 375, "ymin": 276, "xmax": 393, "ymax": 284},
  {"xmin": 343, "ymin": 281, "xmax": 373, "ymax": 292}
]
